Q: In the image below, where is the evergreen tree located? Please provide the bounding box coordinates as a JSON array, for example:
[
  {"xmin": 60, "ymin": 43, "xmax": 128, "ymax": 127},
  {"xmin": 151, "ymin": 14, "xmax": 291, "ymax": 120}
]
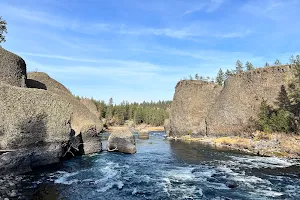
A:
[
  {"xmin": 296, "ymin": 55, "xmax": 300, "ymax": 63},
  {"xmin": 265, "ymin": 62, "xmax": 270, "ymax": 67},
  {"xmin": 0, "ymin": 16, "xmax": 7, "ymax": 44},
  {"xmin": 216, "ymin": 68, "xmax": 225, "ymax": 86},
  {"xmin": 274, "ymin": 59, "xmax": 281, "ymax": 66},
  {"xmin": 225, "ymin": 69, "xmax": 233, "ymax": 80},
  {"xmin": 276, "ymin": 85, "xmax": 291, "ymax": 110},
  {"xmin": 258, "ymin": 100, "xmax": 273, "ymax": 132},
  {"xmin": 235, "ymin": 59, "xmax": 243, "ymax": 73},
  {"xmin": 195, "ymin": 73, "xmax": 199, "ymax": 80},
  {"xmin": 290, "ymin": 55, "xmax": 295, "ymax": 64},
  {"xmin": 105, "ymin": 97, "xmax": 114, "ymax": 119},
  {"xmin": 245, "ymin": 61, "xmax": 254, "ymax": 71}
]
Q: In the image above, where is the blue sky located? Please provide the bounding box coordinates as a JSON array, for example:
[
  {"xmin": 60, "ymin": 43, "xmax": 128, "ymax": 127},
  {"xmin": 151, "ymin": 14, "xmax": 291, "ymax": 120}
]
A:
[{"xmin": 1, "ymin": 0, "xmax": 300, "ymax": 103}]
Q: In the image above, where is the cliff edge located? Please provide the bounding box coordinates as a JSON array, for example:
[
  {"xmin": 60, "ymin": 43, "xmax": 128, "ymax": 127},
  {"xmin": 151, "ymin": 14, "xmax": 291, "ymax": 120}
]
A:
[{"xmin": 169, "ymin": 65, "xmax": 294, "ymax": 137}]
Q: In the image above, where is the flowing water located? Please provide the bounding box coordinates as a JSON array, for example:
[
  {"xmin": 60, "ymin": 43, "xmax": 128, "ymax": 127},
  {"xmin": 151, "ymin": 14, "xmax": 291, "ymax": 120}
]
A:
[{"xmin": 6, "ymin": 132, "xmax": 300, "ymax": 199}]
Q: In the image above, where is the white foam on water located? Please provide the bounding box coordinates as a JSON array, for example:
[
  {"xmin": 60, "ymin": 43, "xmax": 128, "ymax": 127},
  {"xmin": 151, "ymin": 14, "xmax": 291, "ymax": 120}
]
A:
[
  {"xmin": 252, "ymin": 189, "xmax": 283, "ymax": 197},
  {"xmin": 227, "ymin": 155, "xmax": 297, "ymax": 169},
  {"xmin": 165, "ymin": 167, "xmax": 194, "ymax": 181},
  {"xmin": 96, "ymin": 181, "xmax": 124, "ymax": 193},
  {"xmin": 54, "ymin": 171, "xmax": 80, "ymax": 185}
]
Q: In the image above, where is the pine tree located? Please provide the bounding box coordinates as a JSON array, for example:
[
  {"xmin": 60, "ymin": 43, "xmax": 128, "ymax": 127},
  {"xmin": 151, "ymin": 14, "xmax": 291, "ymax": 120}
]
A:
[
  {"xmin": 276, "ymin": 85, "xmax": 291, "ymax": 110},
  {"xmin": 290, "ymin": 55, "xmax": 295, "ymax": 64},
  {"xmin": 0, "ymin": 16, "xmax": 7, "ymax": 44},
  {"xmin": 195, "ymin": 73, "xmax": 199, "ymax": 80},
  {"xmin": 274, "ymin": 59, "xmax": 281, "ymax": 66},
  {"xmin": 225, "ymin": 69, "xmax": 233, "ymax": 80},
  {"xmin": 235, "ymin": 59, "xmax": 243, "ymax": 73},
  {"xmin": 216, "ymin": 68, "xmax": 224, "ymax": 86},
  {"xmin": 265, "ymin": 62, "xmax": 270, "ymax": 67},
  {"xmin": 245, "ymin": 61, "xmax": 254, "ymax": 71},
  {"xmin": 105, "ymin": 97, "xmax": 114, "ymax": 119}
]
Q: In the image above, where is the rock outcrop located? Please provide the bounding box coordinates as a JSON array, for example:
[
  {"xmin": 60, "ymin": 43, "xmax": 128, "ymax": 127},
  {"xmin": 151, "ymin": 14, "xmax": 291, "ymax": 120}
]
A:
[
  {"xmin": 27, "ymin": 72, "xmax": 103, "ymax": 154},
  {"xmin": 164, "ymin": 119, "xmax": 170, "ymax": 137},
  {"xmin": 27, "ymin": 72, "xmax": 72, "ymax": 96},
  {"xmin": 207, "ymin": 65, "xmax": 294, "ymax": 135},
  {"xmin": 0, "ymin": 82, "xmax": 72, "ymax": 174},
  {"xmin": 107, "ymin": 130, "xmax": 136, "ymax": 154},
  {"xmin": 0, "ymin": 48, "xmax": 104, "ymax": 173},
  {"xmin": 169, "ymin": 65, "xmax": 295, "ymax": 137},
  {"xmin": 80, "ymin": 98, "xmax": 101, "ymax": 119},
  {"xmin": 0, "ymin": 48, "xmax": 26, "ymax": 87},
  {"xmin": 169, "ymin": 81, "xmax": 222, "ymax": 137}
]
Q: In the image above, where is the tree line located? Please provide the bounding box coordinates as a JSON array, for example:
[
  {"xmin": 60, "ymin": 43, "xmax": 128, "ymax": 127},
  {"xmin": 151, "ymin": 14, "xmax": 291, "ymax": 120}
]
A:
[
  {"xmin": 185, "ymin": 56, "xmax": 300, "ymax": 86},
  {"xmin": 75, "ymin": 96, "xmax": 171, "ymax": 126}
]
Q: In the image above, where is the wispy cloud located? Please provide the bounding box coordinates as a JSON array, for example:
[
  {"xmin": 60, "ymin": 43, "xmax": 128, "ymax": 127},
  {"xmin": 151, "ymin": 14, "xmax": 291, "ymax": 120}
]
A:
[
  {"xmin": 181, "ymin": 0, "xmax": 225, "ymax": 16},
  {"xmin": 120, "ymin": 25, "xmax": 251, "ymax": 39}
]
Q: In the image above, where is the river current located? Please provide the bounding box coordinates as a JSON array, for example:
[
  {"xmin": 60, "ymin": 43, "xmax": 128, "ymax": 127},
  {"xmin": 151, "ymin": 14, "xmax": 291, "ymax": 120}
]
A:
[{"xmin": 11, "ymin": 132, "xmax": 300, "ymax": 199}]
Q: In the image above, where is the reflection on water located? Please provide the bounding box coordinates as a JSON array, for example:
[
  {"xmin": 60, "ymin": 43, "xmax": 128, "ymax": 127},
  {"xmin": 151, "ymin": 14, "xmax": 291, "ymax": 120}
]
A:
[{"xmin": 3, "ymin": 132, "xmax": 300, "ymax": 200}]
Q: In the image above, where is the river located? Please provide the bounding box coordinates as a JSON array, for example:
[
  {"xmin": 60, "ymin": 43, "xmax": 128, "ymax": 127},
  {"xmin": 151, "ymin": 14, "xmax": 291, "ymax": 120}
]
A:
[{"xmin": 6, "ymin": 132, "xmax": 300, "ymax": 199}]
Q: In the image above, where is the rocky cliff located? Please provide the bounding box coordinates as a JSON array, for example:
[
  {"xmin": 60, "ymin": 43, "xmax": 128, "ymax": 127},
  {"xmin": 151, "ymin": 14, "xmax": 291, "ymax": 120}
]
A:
[
  {"xmin": 169, "ymin": 65, "xmax": 294, "ymax": 137},
  {"xmin": 170, "ymin": 81, "xmax": 222, "ymax": 136},
  {"xmin": 0, "ymin": 48, "xmax": 104, "ymax": 174}
]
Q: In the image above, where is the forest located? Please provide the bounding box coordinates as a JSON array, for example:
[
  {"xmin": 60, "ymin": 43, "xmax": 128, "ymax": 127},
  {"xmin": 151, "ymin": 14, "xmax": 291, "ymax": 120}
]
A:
[{"xmin": 75, "ymin": 97, "xmax": 171, "ymax": 126}]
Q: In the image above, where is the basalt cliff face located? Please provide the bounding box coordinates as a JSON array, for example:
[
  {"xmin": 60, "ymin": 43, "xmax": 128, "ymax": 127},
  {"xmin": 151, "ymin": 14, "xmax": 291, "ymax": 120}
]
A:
[
  {"xmin": 0, "ymin": 48, "xmax": 103, "ymax": 174},
  {"xmin": 170, "ymin": 81, "xmax": 222, "ymax": 136},
  {"xmin": 169, "ymin": 65, "xmax": 294, "ymax": 137}
]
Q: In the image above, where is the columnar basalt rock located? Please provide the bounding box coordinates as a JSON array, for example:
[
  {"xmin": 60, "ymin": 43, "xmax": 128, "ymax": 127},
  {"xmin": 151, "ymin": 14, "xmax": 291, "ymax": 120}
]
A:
[
  {"xmin": 169, "ymin": 65, "xmax": 295, "ymax": 137},
  {"xmin": 169, "ymin": 80, "xmax": 222, "ymax": 137},
  {"xmin": 207, "ymin": 65, "xmax": 294, "ymax": 135},
  {"xmin": 0, "ymin": 47, "xmax": 26, "ymax": 87}
]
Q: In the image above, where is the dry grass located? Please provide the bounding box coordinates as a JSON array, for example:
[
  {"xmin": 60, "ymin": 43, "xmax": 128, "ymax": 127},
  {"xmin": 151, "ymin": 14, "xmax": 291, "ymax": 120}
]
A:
[
  {"xmin": 253, "ymin": 131, "xmax": 272, "ymax": 141},
  {"xmin": 214, "ymin": 137, "xmax": 252, "ymax": 150},
  {"xmin": 278, "ymin": 134, "xmax": 300, "ymax": 156}
]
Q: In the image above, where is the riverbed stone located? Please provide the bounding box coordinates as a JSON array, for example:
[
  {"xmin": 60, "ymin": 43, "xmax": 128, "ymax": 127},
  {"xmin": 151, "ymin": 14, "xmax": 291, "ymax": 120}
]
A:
[{"xmin": 107, "ymin": 130, "xmax": 136, "ymax": 154}]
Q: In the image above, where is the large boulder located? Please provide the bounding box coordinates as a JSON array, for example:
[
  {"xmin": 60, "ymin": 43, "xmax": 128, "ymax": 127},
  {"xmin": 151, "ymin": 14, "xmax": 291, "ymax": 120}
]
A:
[
  {"xmin": 27, "ymin": 72, "xmax": 103, "ymax": 154},
  {"xmin": 107, "ymin": 130, "xmax": 136, "ymax": 154},
  {"xmin": 0, "ymin": 82, "xmax": 72, "ymax": 174},
  {"xmin": 27, "ymin": 72, "xmax": 72, "ymax": 96},
  {"xmin": 80, "ymin": 98, "xmax": 101, "ymax": 119},
  {"xmin": 0, "ymin": 47, "xmax": 26, "ymax": 87}
]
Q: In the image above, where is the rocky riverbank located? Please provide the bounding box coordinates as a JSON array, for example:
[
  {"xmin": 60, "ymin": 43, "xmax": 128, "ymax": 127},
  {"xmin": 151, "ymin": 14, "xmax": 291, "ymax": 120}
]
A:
[{"xmin": 168, "ymin": 131, "xmax": 300, "ymax": 158}]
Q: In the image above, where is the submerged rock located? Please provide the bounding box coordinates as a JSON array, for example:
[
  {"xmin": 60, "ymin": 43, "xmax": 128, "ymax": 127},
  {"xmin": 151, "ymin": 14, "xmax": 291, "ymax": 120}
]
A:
[
  {"xmin": 226, "ymin": 180, "xmax": 237, "ymax": 189},
  {"xmin": 138, "ymin": 131, "xmax": 149, "ymax": 140},
  {"xmin": 107, "ymin": 130, "xmax": 136, "ymax": 154}
]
